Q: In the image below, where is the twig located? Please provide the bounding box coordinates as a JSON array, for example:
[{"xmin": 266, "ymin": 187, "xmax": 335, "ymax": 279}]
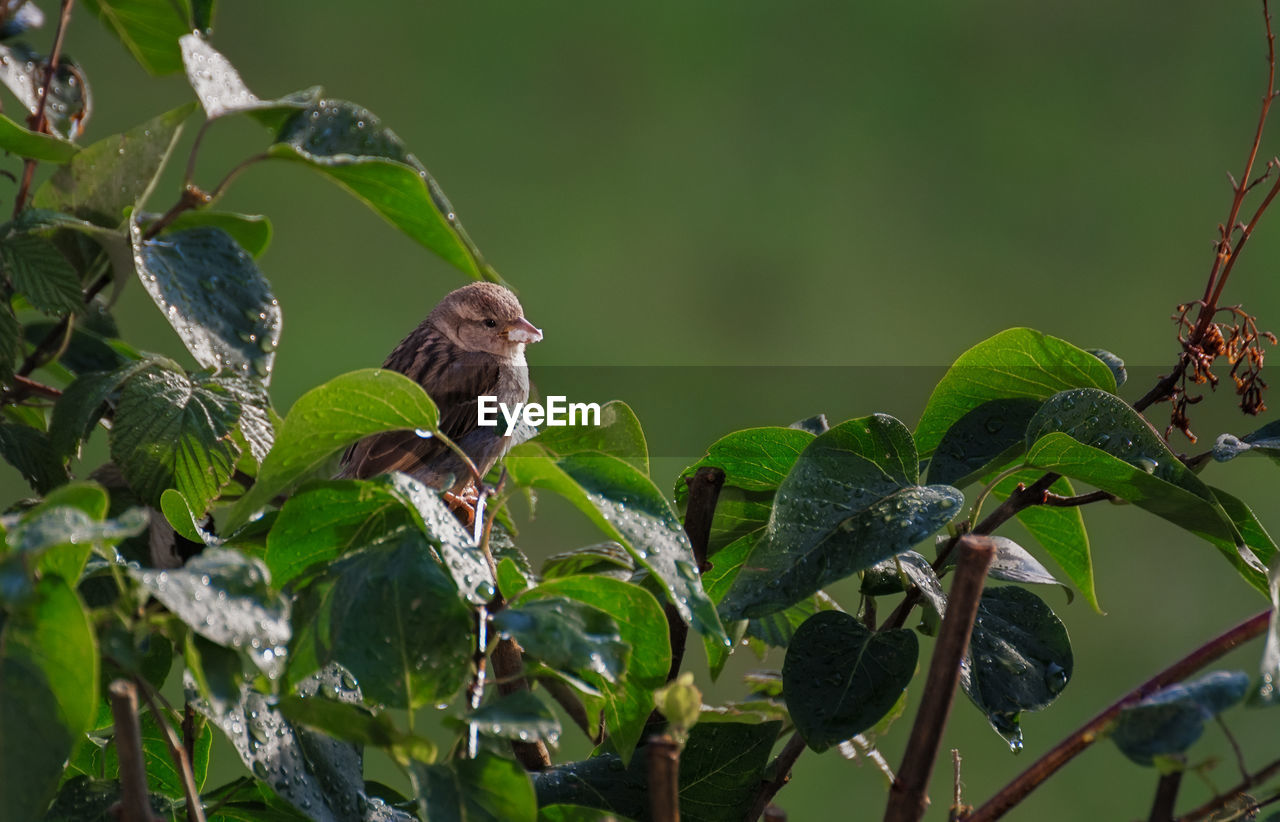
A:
[
  {"xmin": 885, "ymin": 536, "xmax": 995, "ymax": 822},
  {"xmin": 1175, "ymin": 754, "xmax": 1280, "ymax": 821},
  {"xmin": 1216, "ymin": 714, "xmax": 1250, "ymax": 782},
  {"xmin": 1042, "ymin": 489, "xmax": 1115, "ymax": 507},
  {"xmin": 966, "ymin": 609, "xmax": 1270, "ymax": 821},
  {"xmin": 540, "ymin": 676, "xmax": 599, "ymax": 742},
  {"xmin": 134, "ymin": 677, "xmax": 207, "ymax": 822},
  {"xmin": 949, "ymin": 749, "xmax": 967, "ymax": 822},
  {"xmin": 1148, "ymin": 771, "xmax": 1183, "ymax": 822},
  {"xmin": 746, "ymin": 730, "xmax": 807, "ymax": 822},
  {"xmin": 108, "ymin": 679, "xmax": 160, "ymax": 822},
  {"xmin": 648, "ymin": 733, "xmax": 681, "ymax": 822},
  {"xmin": 664, "ymin": 466, "xmax": 725, "ymax": 682},
  {"xmin": 491, "ymin": 635, "xmax": 552, "ymax": 770},
  {"xmin": 12, "ymin": 0, "xmax": 72, "ymax": 218}
]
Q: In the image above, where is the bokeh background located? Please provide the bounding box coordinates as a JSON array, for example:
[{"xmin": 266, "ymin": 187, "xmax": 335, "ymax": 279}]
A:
[{"xmin": 10, "ymin": 1, "xmax": 1280, "ymax": 819}]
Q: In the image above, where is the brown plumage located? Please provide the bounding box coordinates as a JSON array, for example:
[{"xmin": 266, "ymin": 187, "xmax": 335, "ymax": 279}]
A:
[{"xmin": 339, "ymin": 282, "xmax": 542, "ymax": 493}]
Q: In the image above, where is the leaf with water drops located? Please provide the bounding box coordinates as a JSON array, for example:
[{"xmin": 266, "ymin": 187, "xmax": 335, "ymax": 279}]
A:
[
  {"xmin": 1025, "ymin": 389, "xmax": 1264, "ymax": 590},
  {"xmin": 33, "ymin": 104, "xmax": 196, "ymax": 227},
  {"xmin": 515, "ymin": 399, "xmax": 648, "ymax": 475},
  {"xmin": 158, "ymin": 209, "xmax": 273, "ymax": 257},
  {"xmin": 926, "ymin": 397, "xmax": 1041, "ymax": 487},
  {"xmin": 863, "ymin": 551, "xmax": 948, "ymax": 617},
  {"xmin": 542, "ymin": 542, "xmax": 634, "ymax": 581},
  {"xmin": 0, "ymin": 109, "xmax": 76, "ymax": 162},
  {"xmin": 268, "ymin": 98, "xmax": 497, "ymax": 282},
  {"xmin": 190, "ymin": 665, "xmax": 406, "ymax": 822},
  {"xmin": 1087, "ymin": 348, "xmax": 1127, "ymax": 388},
  {"xmin": 0, "ymin": 577, "xmax": 98, "ymax": 821},
  {"xmin": 414, "ymin": 751, "xmax": 536, "ymax": 822},
  {"xmin": 87, "ymin": 706, "xmax": 213, "ymax": 798},
  {"xmin": 0, "ymin": 43, "xmax": 88, "ymax": 139},
  {"xmin": 0, "ymin": 231, "xmax": 83, "ymax": 315},
  {"xmin": 1109, "ymin": 671, "xmax": 1249, "ymax": 765},
  {"xmin": 518, "ymin": 575, "xmax": 670, "ymax": 764},
  {"xmin": 721, "ymin": 415, "xmax": 963, "ymax": 620},
  {"xmin": 288, "ymin": 531, "xmax": 472, "ymax": 709},
  {"xmin": 278, "ymin": 692, "xmax": 436, "ymax": 767},
  {"xmin": 960, "ymin": 587, "xmax": 1073, "ymax": 752},
  {"xmin": 674, "ymin": 426, "xmax": 814, "ymax": 555},
  {"xmin": 7, "ymin": 485, "xmax": 147, "ymax": 582},
  {"xmin": 915, "ymin": 328, "xmax": 1116, "ymax": 459},
  {"xmin": 782, "ymin": 611, "xmax": 917, "ymax": 752},
  {"xmin": 1214, "ymin": 419, "xmax": 1280, "ymax": 464},
  {"xmin": 180, "ymin": 34, "xmax": 320, "ymax": 123},
  {"xmin": 224, "ymin": 368, "xmax": 439, "ymax": 531},
  {"xmin": 506, "ymin": 444, "xmax": 728, "ymax": 647},
  {"xmin": 495, "ymin": 597, "xmax": 629, "ymax": 686},
  {"xmin": 460, "ymin": 690, "xmax": 561, "ymax": 747},
  {"xmin": 131, "ymin": 223, "xmax": 282, "ymax": 381},
  {"xmin": 81, "ymin": 0, "xmax": 197, "ymax": 75},
  {"xmin": 939, "ymin": 535, "xmax": 1072, "ymax": 604},
  {"xmin": 0, "ymin": 421, "xmax": 67, "ymax": 493},
  {"xmin": 43, "ymin": 776, "xmax": 176, "ymax": 822},
  {"xmin": 133, "ymin": 548, "xmax": 289, "ymax": 678}
]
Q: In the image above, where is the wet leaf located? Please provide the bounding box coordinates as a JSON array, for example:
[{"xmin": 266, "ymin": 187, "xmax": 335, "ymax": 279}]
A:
[
  {"xmin": 278, "ymin": 692, "xmax": 436, "ymax": 766},
  {"xmin": 1087, "ymin": 348, "xmax": 1127, "ymax": 388},
  {"xmin": 1, "ymin": 231, "xmax": 82, "ymax": 315},
  {"xmin": 414, "ymin": 751, "xmax": 536, "ymax": 822},
  {"xmin": 783, "ymin": 611, "xmax": 917, "ymax": 752},
  {"xmin": 81, "ymin": 0, "xmax": 194, "ymax": 75},
  {"xmin": 161, "ymin": 210, "xmax": 272, "ymax": 257},
  {"xmin": 0, "ymin": 421, "xmax": 67, "ymax": 493},
  {"xmin": 180, "ymin": 34, "xmax": 318, "ymax": 122},
  {"xmin": 0, "ymin": 110, "xmax": 77, "ymax": 161},
  {"xmin": 915, "ymin": 327, "xmax": 1116, "ymax": 458},
  {"xmin": 495, "ymin": 597, "xmax": 629, "ymax": 685},
  {"xmin": 926, "ymin": 397, "xmax": 1041, "ymax": 487},
  {"xmin": 132, "ymin": 548, "xmax": 289, "ymax": 678},
  {"xmin": 515, "ymin": 399, "xmax": 647, "ymax": 475},
  {"xmin": 1110, "ymin": 671, "xmax": 1249, "ymax": 765},
  {"xmin": 462, "ymin": 690, "xmax": 561, "ymax": 746},
  {"xmin": 0, "ymin": 43, "xmax": 88, "ymax": 139},
  {"xmin": 541, "ymin": 542, "xmax": 634, "ymax": 580},
  {"xmin": 939, "ymin": 535, "xmax": 1072, "ymax": 604},
  {"xmin": 721, "ymin": 415, "xmax": 962, "ymax": 620},
  {"xmin": 961, "ymin": 587, "xmax": 1073, "ymax": 751}
]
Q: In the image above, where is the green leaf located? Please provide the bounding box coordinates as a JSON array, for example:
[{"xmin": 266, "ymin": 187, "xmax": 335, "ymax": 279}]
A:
[
  {"xmin": 278, "ymin": 692, "xmax": 436, "ymax": 766},
  {"xmin": 674, "ymin": 426, "xmax": 814, "ymax": 555},
  {"xmin": 0, "ymin": 110, "xmax": 77, "ymax": 162},
  {"xmin": 110, "ymin": 363, "xmax": 242, "ymax": 511},
  {"xmin": 961, "ymin": 587, "xmax": 1073, "ymax": 752},
  {"xmin": 915, "ymin": 328, "xmax": 1116, "ymax": 458},
  {"xmin": 783, "ymin": 610, "xmax": 917, "ymax": 752},
  {"xmin": 1025, "ymin": 389, "xmax": 1263, "ymax": 590},
  {"xmin": 940, "ymin": 534, "xmax": 1073, "ymax": 604},
  {"xmin": 496, "ymin": 556, "xmax": 530, "ymax": 599},
  {"xmin": 529, "ymin": 399, "xmax": 649, "ymax": 475},
  {"xmin": 721, "ymin": 415, "xmax": 962, "ymax": 620},
  {"xmin": 0, "ymin": 231, "xmax": 83, "ymax": 315},
  {"xmin": 495, "ymin": 597, "xmax": 629, "ymax": 685},
  {"xmin": 44, "ymin": 775, "xmax": 177, "ymax": 821},
  {"xmin": 926, "ymin": 398, "xmax": 1042, "ymax": 487},
  {"xmin": 33, "ymin": 104, "xmax": 196, "ymax": 227},
  {"xmin": 414, "ymin": 751, "xmax": 536, "ymax": 822},
  {"xmin": 289, "ymin": 531, "xmax": 472, "ymax": 709},
  {"xmin": 161, "ymin": 210, "xmax": 273, "ymax": 257},
  {"xmin": 10, "ymin": 491, "xmax": 147, "ymax": 582},
  {"xmin": 518, "ymin": 575, "xmax": 670, "ymax": 763},
  {"xmin": 131, "ymin": 224, "xmax": 282, "ymax": 381},
  {"xmin": 1213, "ymin": 419, "xmax": 1280, "ymax": 464},
  {"xmin": 0, "ymin": 301, "xmax": 18, "ymax": 384},
  {"xmin": 541, "ymin": 541, "xmax": 634, "ymax": 580},
  {"xmin": 81, "ymin": 0, "xmax": 193, "ymax": 75},
  {"xmin": 0, "ymin": 577, "xmax": 97, "ymax": 820},
  {"xmin": 180, "ymin": 34, "xmax": 319, "ymax": 122},
  {"xmin": 1087, "ymin": 348, "xmax": 1127, "ymax": 388},
  {"xmin": 49, "ymin": 368, "xmax": 129, "ymax": 459},
  {"xmin": 462, "ymin": 690, "xmax": 561, "ymax": 746},
  {"xmin": 993, "ymin": 470, "xmax": 1098, "ymax": 612},
  {"xmin": 133, "ymin": 548, "xmax": 289, "ymax": 677},
  {"xmin": 0, "ymin": 421, "xmax": 68, "ymax": 493},
  {"xmin": 506, "ymin": 445, "xmax": 727, "ymax": 647},
  {"xmin": 269, "ymin": 99, "xmax": 496, "ymax": 281},
  {"xmin": 225, "ymin": 368, "xmax": 439, "ymax": 531},
  {"xmin": 1110, "ymin": 671, "xmax": 1249, "ymax": 765},
  {"xmin": 95, "ymin": 707, "xmax": 213, "ymax": 797},
  {"xmin": 862, "ymin": 551, "xmax": 947, "ymax": 618}
]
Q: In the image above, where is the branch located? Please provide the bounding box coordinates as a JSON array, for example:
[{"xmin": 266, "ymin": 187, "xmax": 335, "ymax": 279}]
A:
[
  {"xmin": 885, "ymin": 536, "xmax": 995, "ymax": 822},
  {"xmin": 648, "ymin": 734, "xmax": 681, "ymax": 822},
  {"xmin": 108, "ymin": 679, "xmax": 161, "ymax": 822},
  {"xmin": 664, "ymin": 466, "xmax": 725, "ymax": 682},
  {"xmin": 966, "ymin": 609, "xmax": 1270, "ymax": 821},
  {"xmin": 746, "ymin": 730, "xmax": 807, "ymax": 822},
  {"xmin": 1148, "ymin": 771, "xmax": 1183, "ymax": 822},
  {"xmin": 134, "ymin": 678, "xmax": 207, "ymax": 822},
  {"xmin": 1175, "ymin": 754, "xmax": 1280, "ymax": 820},
  {"xmin": 12, "ymin": 0, "xmax": 72, "ymax": 218},
  {"xmin": 490, "ymin": 636, "xmax": 552, "ymax": 770}
]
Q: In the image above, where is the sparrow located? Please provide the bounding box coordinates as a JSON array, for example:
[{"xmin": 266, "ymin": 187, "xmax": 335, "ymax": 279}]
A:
[{"xmin": 339, "ymin": 282, "xmax": 542, "ymax": 503}]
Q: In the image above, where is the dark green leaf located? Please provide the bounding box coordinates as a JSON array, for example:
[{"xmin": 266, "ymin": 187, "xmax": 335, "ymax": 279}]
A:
[
  {"xmin": 1, "ymin": 231, "xmax": 82, "ymax": 315},
  {"xmin": 43, "ymin": 775, "xmax": 177, "ymax": 821},
  {"xmin": 0, "ymin": 577, "xmax": 97, "ymax": 820},
  {"xmin": 519, "ymin": 575, "xmax": 670, "ymax": 763},
  {"xmin": 940, "ymin": 535, "xmax": 1072, "ymax": 603},
  {"xmin": 863, "ymin": 551, "xmax": 947, "ymax": 617},
  {"xmin": 993, "ymin": 470, "xmax": 1098, "ymax": 612},
  {"xmin": 915, "ymin": 327, "xmax": 1116, "ymax": 458},
  {"xmin": 0, "ymin": 110, "xmax": 77, "ymax": 162},
  {"xmin": 161, "ymin": 210, "xmax": 272, "ymax": 257},
  {"xmin": 542, "ymin": 542, "xmax": 634, "ymax": 580},
  {"xmin": 414, "ymin": 751, "xmax": 536, "ymax": 822},
  {"xmin": 1087, "ymin": 348, "xmax": 1127, "ymax": 388},
  {"xmin": 1025, "ymin": 389, "xmax": 1263, "ymax": 590},
  {"xmin": 495, "ymin": 597, "xmax": 628, "ymax": 685},
  {"xmin": 721, "ymin": 415, "xmax": 962, "ymax": 620},
  {"xmin": 110, "ymin": 364, "xmax": 242, "ymax": 511},
  {"xmin": 81, "ymin": 0, "xmax": 192, "ymax": 75},
  {"xmin": 961, "ymin": 587, "xmax": 1073, "ymax": 751},
  {"xmin": 49, "ymin": 370, "xmax": 124, "ymax": 459},
  {"xmin": 463, "ymin": 690, "xmax": 561, "ymax": 746},
  {"xmin": 132, "ymin": 548, "xmax": 289, "ymax": 677},
  {"xmin": 926, "ymin": 398, "xmax": 1041, "ymax": 487},
  {"xmin": 506, "ymin": 445, "xmax": 727, "ymax": 647},
  {"xmin": 269, "ymin": 99, "xmax": 495, "ymax": 281},
  {"xmin": 278, "ymin": 692, "xmax": 436, "ymax": 765},
  {"xmin": 539, "ymin": 807, "xmax": 637, "ymax": 822},
  {"xmin": 1213, "ymin": 419, "xmax": 1280, "ymax": 464},
  {"xmin": 0, "ymin": 43, "xmax": 88, "ymax": 139},
  {"xmin": 33, "ymin": 104, "xmax": 195, "ymax": 227},
  {"xmin": 289, "ymin": 531, "xmax": 472, "ymax": 708},
  {"xmin": 783, "ymin": 610, "xmax": 917, "ymax": 752},
  {"xmin": 94, "ymin": 707, "xmax": 212, "ymax": 797},
  {"xmin": 1110, "ymin": 671, "xmax": 1249, "ymax": 765},
  {"xmin": 132, "ymin": 225, "xmax": 281, "ymax": 381},
  {"xmin": 0, "ymin": 421, "xmax": 67, "ymax": 493},
  {"xmin": 225, "ymin": 368, "xmax": 439, "ymax": 531},
  {"xmin": 0, "ymin": 300, "xmax": 17, "ymax": 384}
]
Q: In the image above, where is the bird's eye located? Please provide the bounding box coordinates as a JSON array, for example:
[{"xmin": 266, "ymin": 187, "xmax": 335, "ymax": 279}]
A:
[{"xmin": 484, "ymin": 318, "xmax": 497, "ymax": 328}]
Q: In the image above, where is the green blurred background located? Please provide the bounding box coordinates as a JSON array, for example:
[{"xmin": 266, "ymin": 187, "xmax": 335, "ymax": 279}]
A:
[{"xmin": 13, "ymin": 1, "xmax": 1280, "ymax": 819}]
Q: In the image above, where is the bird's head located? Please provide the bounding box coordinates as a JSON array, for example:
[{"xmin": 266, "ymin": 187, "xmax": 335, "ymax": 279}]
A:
[{"xmin": 430, "ymin": 282, "xmax": 543, "ymax": 357}]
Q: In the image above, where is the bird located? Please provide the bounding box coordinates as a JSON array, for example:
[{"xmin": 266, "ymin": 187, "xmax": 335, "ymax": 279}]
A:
[{"xmin": 338, "ymin": 282, "xmax": 542, "ymax": 510}]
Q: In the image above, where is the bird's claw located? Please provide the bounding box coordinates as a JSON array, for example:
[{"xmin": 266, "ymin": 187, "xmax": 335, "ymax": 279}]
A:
[{"xmin": 442, "ymin": 485, "xmax": 481, "ymax": 527}]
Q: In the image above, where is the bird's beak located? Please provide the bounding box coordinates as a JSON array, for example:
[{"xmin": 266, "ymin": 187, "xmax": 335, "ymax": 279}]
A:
[{"xmin": 505, "ymin": 317, "xmax": 543, "ymax": 344}]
